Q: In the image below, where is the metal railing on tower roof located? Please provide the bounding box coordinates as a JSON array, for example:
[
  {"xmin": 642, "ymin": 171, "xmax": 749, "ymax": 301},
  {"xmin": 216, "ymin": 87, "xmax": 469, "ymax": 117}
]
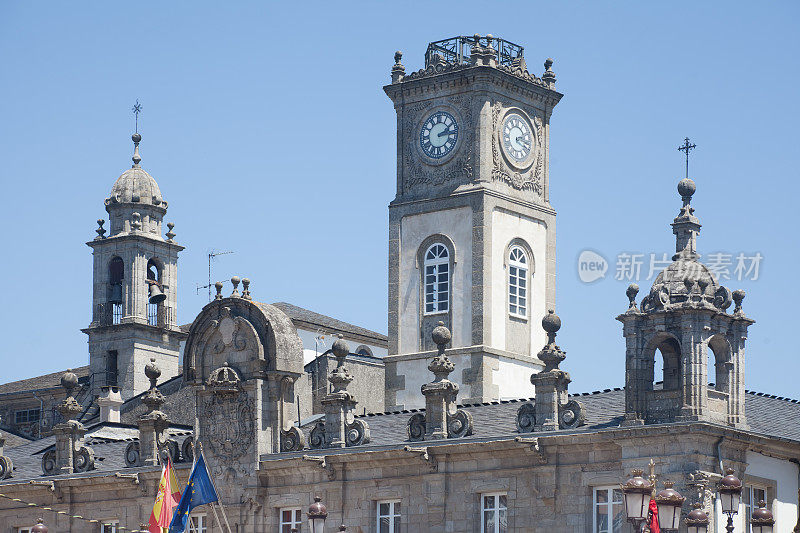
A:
[{"xmin": 424, "ymin": 35, "xmax": 524, "ymax": 68}]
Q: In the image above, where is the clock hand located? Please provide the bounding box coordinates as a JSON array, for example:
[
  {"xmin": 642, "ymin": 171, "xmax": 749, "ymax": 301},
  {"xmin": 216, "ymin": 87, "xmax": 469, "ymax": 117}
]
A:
[
  {"xmin": 516, "ymin": 136, "xmax": 530, "ymax": 148},
  {"xmin": 437, "ymin": 128, "xmax": 452, "ymax": 138}
]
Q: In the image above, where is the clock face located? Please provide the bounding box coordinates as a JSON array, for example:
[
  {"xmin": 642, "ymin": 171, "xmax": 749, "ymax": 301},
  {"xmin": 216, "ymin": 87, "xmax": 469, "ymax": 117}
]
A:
[
  {"xmin": 420, "ymin": 111, "xmax": 459, "ymax": 159},
  {"xmin": 501, "ymin": 112, "xmax": 534, "ymax": 163}
]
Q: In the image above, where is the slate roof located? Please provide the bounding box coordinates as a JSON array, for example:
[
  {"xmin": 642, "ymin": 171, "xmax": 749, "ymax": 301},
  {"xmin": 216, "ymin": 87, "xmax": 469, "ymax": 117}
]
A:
[
  {"xmin": 0, "ymin": 366, "xmax": 90, "ymax": 396},
  {"xmin": 272, "ymin": 302, "xmax": 388, "ymax": 343},
  {"xmin": 3, "ymin": 388, "xmax": 799, "ymax": 483}
]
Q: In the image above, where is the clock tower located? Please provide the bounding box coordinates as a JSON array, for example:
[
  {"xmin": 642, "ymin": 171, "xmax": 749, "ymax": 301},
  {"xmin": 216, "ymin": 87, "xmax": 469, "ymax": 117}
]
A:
[{"xmin": 383, "ymin": 35, "xmax": 563, "ymax": 409}]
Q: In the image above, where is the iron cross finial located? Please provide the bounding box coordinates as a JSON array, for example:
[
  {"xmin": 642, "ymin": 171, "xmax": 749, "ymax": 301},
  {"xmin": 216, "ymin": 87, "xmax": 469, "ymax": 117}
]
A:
[
  {"xmin": 678, "ymin": 137, "xmax": 696, "ymax": 179},
  {"xmin": 132, "ymin": 99, "xmax": 142, "ymax": 133}
]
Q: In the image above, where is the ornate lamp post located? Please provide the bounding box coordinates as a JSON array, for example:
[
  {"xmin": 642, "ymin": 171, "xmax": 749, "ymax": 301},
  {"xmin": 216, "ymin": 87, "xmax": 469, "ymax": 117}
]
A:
[
  {"xmin": 750, "ymin": 501, "xmax": 775, "ymax": 533},
  {"xmin": 621, "ymin": 469, "xmax": 654, "ymax": 531},
  {"xmin": 654, "ymin": 481, "xmax": 686, "ymax": 530},
  {"xmin": 31, "ymin": 519, "xmax": 48, "ymax": 533},
  {"xmin": 685, "ymin": 502, "xmax": 710, "ymax": 533},
  {"xmin": 718, "ymin": 468, "xmax": 743, "ymax": 533},
  {"xmin": 308, "ymin": 496, "xmax": 328, "ymax": 533}
]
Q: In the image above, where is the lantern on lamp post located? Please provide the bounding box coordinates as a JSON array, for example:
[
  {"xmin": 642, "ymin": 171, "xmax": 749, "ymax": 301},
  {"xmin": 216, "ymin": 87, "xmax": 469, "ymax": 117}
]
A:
[
  {"xmin": 654, "ymin": 481, "xmax": 686, "ymax": 530},
  {"xmin": 750, "ymin": 500, "xmax": 775, "ymax": 533},
  {"xmin": 621, "ymin": 469, "xmax": 654, "ymax": 531},
  {"xmin": 718, "ymin": 468, "xmax": 743, "ymax": 533},
  {"xmin": 685, "ymin": 502, "xmax": 710, "ymax": 533},
  {"xmin": 308, "ymin": 496, "xmax": 328, "ymax": 533},
  {"xmin": 31, "ymin": 519, "xmax": 48, "ymax": 533}
]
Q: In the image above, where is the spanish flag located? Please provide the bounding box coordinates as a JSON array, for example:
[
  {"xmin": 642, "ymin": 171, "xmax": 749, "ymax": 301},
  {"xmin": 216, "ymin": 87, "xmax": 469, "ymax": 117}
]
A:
[{"xmin": 149, "ymin": 458, "xmax": 182, "ymax": 533}]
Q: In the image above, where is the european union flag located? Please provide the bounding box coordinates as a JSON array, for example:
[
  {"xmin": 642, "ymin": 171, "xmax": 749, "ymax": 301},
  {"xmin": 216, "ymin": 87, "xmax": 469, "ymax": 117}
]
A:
[{"xmin": 169, "ymin": 448, "xmax": 219, "ymax": 533}]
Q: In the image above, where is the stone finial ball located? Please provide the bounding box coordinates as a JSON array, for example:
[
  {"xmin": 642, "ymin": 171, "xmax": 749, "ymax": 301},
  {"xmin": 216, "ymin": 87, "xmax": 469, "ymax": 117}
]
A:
[
  {"xmin": 732, "ymin": 289, "xmax": 746, "ymax": 303},
  {"xmin": 61, "ymin": 369, "xmax": 78, "ymax": 390},
  {"xmin": 132, "ymin": 133, "xmax": 142, "ymax": 143},
  {"xmin": 544, "ymin": 58, "xmax": 554, "ymax": 70},
  {"xmin": 431, "ymin": 321, "xmax": 452, "ymax": 347},
  {"xmin": 231, "ymin": 276, "xmax": 240, "ymax": 285},
  {"xmin": 486, "ymin": 33, "xmax": 494, "ymax": 39},
  {"xmin": 214, "ymin": 281, "xmax": 223, "ymax": 290},
  {"xmin": 394, "ymin": 51, "xmax": 402, "ymax": 63},
  {"xmin": 678, "ymin": 177, "xmax": 696, "ymax": 198},
  {"xmin": 331, "ymin": 334, "xmax": 349, "ymax": 358},
  {"xmin": 626, "ymin": 283, "xmax": 640, "ymax": 298},
  {"xmin": 145, "ymin": 357, "xmax": 161, "ymax": 381},
  {"xmin": 541, "ymin": 309, "xmax": 561, "ymax": 334}
]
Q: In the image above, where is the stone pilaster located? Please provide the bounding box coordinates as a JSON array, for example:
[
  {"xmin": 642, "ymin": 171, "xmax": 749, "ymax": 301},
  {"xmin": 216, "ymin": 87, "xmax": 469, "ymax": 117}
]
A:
[
  {"xmin": 311, "ymin": 336, "xmax": 370, "ymax": 449},
  {"xmin": 137, "ymin": 359, "xmax": 169, "ymax": 466},
  {"xmin": 45, "ymin": 370, "xmax": 94, "ymax": 475}
]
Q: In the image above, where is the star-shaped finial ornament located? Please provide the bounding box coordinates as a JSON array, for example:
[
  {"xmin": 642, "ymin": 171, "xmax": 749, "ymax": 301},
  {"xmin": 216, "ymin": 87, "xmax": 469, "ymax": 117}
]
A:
[{"xmin": 132, "ymin": 99, "xmax": 143, "ymax": 133}]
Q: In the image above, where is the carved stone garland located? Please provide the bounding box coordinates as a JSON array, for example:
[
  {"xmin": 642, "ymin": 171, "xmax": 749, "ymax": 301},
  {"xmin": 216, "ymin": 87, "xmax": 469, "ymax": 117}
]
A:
[
  {"xmin": 402, "ymin": 96, "xmax": 475, "ymax": 194},
  {"xmin": 491, "ymin": 101, "xmax": 544, "ymax": 196},
  {"xmin": 407, "ymin": 322, "xmax": 474, "ymax": 441},
  {"xmin": 516, "ymin": 311, "xmax": 585, "ymax": 433},
  {"xmin": 43, "ymin": 370, "xmax": 95, "ymax": 475},
  {"xmin": 310, "ymin": 336, "xmax": 370, "ymax": 449}
]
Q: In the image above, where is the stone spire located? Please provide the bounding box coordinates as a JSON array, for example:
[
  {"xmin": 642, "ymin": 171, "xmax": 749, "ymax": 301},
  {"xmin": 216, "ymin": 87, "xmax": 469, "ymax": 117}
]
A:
[
  {"xmin": 127, "ymin": 358, "xmax": 171, "ymax": 466},
  {"xmin": 517, "ymin": 311, "xmax": 585, "ymax": 433},
  {"xmin": 43, "ymin": 370, "xmax": 95, "ymax": 475},
  {"xmin": 671, "ymin": 178, "xmax": 701, "ymax": 260},
  {"xmin": 407, "ymin": 322, "xmax": 474, "ymax": 441},
  {"xmin": 310, "ymin": 336, "xmax": 370, "ymax": 448}
]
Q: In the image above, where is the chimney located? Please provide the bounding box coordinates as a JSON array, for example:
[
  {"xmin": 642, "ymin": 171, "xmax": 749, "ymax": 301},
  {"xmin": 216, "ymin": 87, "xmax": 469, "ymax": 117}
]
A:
[{"xmin": 97, "ymin": 387, "xmax": 123, "ymax": 423}]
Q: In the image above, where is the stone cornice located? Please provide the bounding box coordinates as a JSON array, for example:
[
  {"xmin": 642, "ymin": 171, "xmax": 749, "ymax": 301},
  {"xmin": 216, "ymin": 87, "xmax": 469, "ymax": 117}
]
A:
[{"xmin": 86, "ymin": 233, "xmax": 185, "ymax": 252}]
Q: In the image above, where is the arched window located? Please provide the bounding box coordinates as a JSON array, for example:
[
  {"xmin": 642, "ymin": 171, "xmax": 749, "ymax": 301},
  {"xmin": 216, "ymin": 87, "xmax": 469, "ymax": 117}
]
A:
[
  {"xmin": 146, "ymin": 259, "xmax": 161, "ymax": 283},
  {"xmin": 424, "ymin": 244, "xmax": 449, "ymax": 314},
  {"xmin": 508, "ymin": 246, "xmax": 528, "ymax": 318},
  {"xmin": 109, "ymin": 257, "xmax": 124, "ymax": 284}
]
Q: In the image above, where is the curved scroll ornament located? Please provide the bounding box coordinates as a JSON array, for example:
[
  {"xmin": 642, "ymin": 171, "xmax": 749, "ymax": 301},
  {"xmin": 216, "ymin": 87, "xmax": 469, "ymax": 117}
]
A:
[
  {"xmin": 516, "ymin": 402, "xmax": 537, "ymax": 433},
  {"xmin": 559, "ymin": 399, "xmax": 586, "ymax": 430},
  {"xmin": 345, "ymin": 419, "xmax": 370, "ymax": 447},
  {"xmin": 309, "ymin": 422, "xmax": 326, "ymax": 450},
  {"xmin": 181, "ymin": 437, "xmax": 194, "ymax": 462},
  {"xmin": 124, "ymin": 441, "xmax": 140, "ymax": 467},
  {"xmin": 407, "ymin": 413, "xmax": 426, "ymax": 442},
  {"xmin": 161, "ymin": 438, "xmax": 180, "ymax": 464},
  {"xmin": 280, "ymin": 426, "xmax": 306, "ymax": 452},
  {"xmin": 714, "ymin": 286, "xmax": 733, "ymax": 311},
  {"xmin": 41, "ymin": 449, "xmax": 57, "ymax": 475},
  {"xmin": 73, "ymin": 446, "xmax": 95, "ymax": 473},
  {"xmin": 0, "ymin": 455, "xmax": 12, "ymax": 480},
  {"xmin": 447, "ymin": 409, "xmax": 473, "ymax": 439}
]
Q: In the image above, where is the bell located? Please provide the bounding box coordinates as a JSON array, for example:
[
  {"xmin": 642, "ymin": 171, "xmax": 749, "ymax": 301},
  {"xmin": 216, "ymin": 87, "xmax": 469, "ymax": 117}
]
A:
[{"xmin": 148, "ymin": 283, "xmax": 166, "ymax": 304}]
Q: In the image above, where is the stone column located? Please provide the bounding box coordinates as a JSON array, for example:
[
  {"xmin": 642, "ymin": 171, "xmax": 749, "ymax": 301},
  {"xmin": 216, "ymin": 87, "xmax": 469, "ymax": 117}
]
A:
[
  {"xmin": 421, "ymin": 323, "xmax": 458, "ymax": 440},
  {"xmin": 138, "ymin": 358, "xmax": 169, "ymax": 466}
]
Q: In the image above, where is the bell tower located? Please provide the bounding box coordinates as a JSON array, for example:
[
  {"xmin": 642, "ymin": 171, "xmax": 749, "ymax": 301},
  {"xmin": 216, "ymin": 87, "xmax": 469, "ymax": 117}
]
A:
[
  {"xmin": 83, "ymin": 133, "xmax": 187, "ymax": 400},
  {"xmin": 383, "ymin": 35, "xmax": 563, "ymax": 409}
]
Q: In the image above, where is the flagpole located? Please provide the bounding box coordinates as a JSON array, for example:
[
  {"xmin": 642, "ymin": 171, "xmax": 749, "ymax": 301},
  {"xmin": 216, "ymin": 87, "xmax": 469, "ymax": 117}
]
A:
[
  {"xmin": 196, "ymin": 441, "xmax": 233, "ymax": 533},
  {"xmin": 209, "ymin": 501, "xmax": 224, "ymax": 532}
]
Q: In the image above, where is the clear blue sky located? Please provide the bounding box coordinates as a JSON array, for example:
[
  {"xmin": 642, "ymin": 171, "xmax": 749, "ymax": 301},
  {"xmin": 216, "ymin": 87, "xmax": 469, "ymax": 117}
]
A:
[{"xmin": 1, "ymin": 2, "xmax": 798, "ymax": 398}]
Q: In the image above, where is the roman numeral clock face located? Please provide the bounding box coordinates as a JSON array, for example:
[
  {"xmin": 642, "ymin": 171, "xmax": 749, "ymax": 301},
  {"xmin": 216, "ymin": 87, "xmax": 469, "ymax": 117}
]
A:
[
  {"xmin": 502, "ymin": 112, "xmax": 534, "ymax": 164},
  {"xmin": 420, "ymin": 111, "xmax": 458, "ymax": 159}
]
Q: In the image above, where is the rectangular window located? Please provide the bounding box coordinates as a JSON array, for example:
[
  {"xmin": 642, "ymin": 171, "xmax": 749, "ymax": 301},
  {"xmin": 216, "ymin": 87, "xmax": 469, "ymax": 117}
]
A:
[
  {"xmin": 508, "ymin": 265, "xmax": 528, "ymax": 318},
  {"xmin": 593, "ymin": 486, "xmax": 624, "ymax": 533},
  {"xmin": 743, "ymin": 484, "xmax": 768, "ymax": 532},
  {"xmin": 17, "ymin": 528, "xmax": 33, "ymax": 533},
  {"xmin": 280, "ymin": 507, "xmax": 302, "ymax": 532},
  {"xmin": 377, "ymin": 500, "xmax": 401, "ymax": 533},
  {"xmin": 14, "ymin": 408, "xmax": 41, "ymax": 425},
  {"xmin": 424, "ymin": 263, "xmax": 449, "ymax": 314},
  {"xmin": 101, "ymin": 522, "xmax": 119, "ymax": 533},
  {"xmin": 188, "ymin": 514, "xmax": 207, "ymax": 533},
  {"xmin": 481, "ymin": 493, "xmax": 507, "ymax": 533}
]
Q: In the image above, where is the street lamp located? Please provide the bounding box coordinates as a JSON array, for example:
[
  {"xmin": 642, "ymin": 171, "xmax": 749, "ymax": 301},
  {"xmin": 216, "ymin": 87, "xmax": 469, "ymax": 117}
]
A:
[
  {"xmin": 308, "ymin": 496, "xmax": 328, "ymax": 533},
  {"xmin": 750, "ymin": 500, "xmax": 775, "ymax": 533},
  {"xmin": 718, "ymin": 468, "xmax": 743, "ymax": 533},
  {"xmin": 685, "ymin": 502, "xmax": 710, "ymax": 533},
  {"xmin": 31, "ymin": 519, "xmax": 48, "ymax": 533},
  {"xmin": 621, "ymin": 469, "xmax": 654, "ymax": 531},
  {"xmin": 654, "ymin": 481, "xmax": 686, "ymax": 530}
]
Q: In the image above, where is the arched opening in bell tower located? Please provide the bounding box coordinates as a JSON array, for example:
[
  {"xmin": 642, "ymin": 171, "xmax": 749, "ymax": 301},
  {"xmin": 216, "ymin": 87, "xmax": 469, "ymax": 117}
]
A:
[
  {"xmin": 708, "ymin": 335, "xmax": 732, "ymax": 394},
  {"xmin": 146, "ymin": 258, "xmax": 164, "ymax": 326},
  {"xmin": 108, "ymin": 256, "xmax": 124, "ymax": 325},
  {"xmin": 647, "ymin": 334, "xmax": 682, "ymax": 392}
]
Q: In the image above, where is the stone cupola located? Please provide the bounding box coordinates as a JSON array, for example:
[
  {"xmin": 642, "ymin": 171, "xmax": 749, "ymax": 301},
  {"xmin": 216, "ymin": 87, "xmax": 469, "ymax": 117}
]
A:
[{"xmin": 617, "ymin": 178, "xmax": 754, "ymax": 428}]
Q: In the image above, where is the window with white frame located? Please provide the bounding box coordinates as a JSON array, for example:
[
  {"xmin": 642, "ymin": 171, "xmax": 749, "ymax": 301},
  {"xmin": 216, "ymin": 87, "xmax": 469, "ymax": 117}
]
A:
[
  {"xmin": 593, "ymin": 486, "xmax": 624, "ymax": 533},
  {"xmin": 508, "ymin": 246, "xmax": 528, "ymax": 318},
  {"xmin": 743, "ymin": 484, "xmax": 768, "ymax": 532},
  {"xmin": 280, "ymin": 507, "xmax": 302, "ymax": 532},
  {"xmin": 101, "ymin": 521, "xmax": 119, "ymax": 533},
  {"xmin": 481, "ymin": 493, "xmax": 507, "ymax": 533},
  {"xmin": 188, "ymin": 513, "xmax": 207, "ymax": 533},
  {"xmin": 17, "ymin": 527, "xmax": 33, "ymax": 533},
  {"xmin": 424, "ymin": 244, "xmax": 450, "ymax": 314},
  {"xmin": 377, "ymin": 500, "xmax": 401, "ymax": 533}
]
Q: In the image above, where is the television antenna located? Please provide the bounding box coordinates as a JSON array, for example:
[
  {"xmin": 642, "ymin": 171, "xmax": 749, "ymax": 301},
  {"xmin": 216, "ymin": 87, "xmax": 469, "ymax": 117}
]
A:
[{"xmin": 196, "ymin": 250, "xmax": 234, "ymax": 302}]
